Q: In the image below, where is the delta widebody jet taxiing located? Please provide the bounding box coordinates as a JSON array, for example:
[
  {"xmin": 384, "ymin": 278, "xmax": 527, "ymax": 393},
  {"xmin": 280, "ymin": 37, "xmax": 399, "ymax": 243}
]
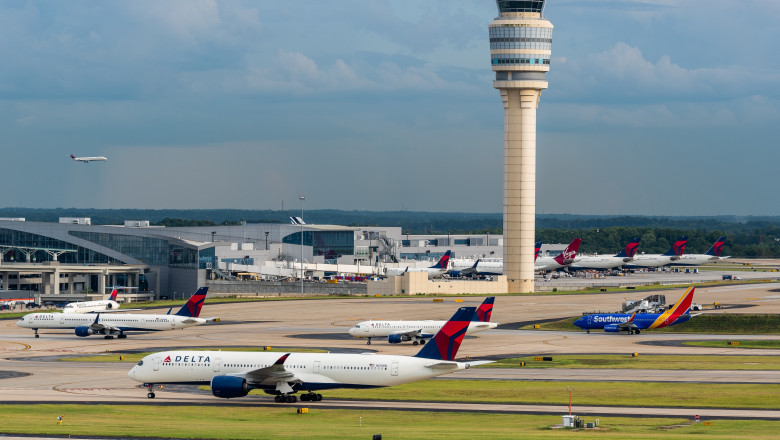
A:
[
  {"xmin": 129, "ymin": 306, "xmax": 491, "ymax": 401},
  {"xmin": 348, "ymin": 297, "xmax": 497, "ymax": 345},
  {"xmin": 17, "ymin": 287, "xmax": 214, "ymax": 339},
  {"xmin": 574, "ymin": 286, "xmax": 697, "ymax": 334}
]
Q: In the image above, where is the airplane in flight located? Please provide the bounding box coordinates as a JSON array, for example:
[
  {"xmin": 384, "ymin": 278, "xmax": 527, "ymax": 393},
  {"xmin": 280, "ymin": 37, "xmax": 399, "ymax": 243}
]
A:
[
  {"xmin": 348, "ymin": 297, "xmax": 497, "ymax": 345},
  {"xmin": 624, "ymin": 236, "xmax": 688, "ymax": 269},
  {"xmin": 61, "ymin": 286, "xmax": 123, "ymax": 314},
  {"xmin": 16, "ymin": 287, "xmax": 215, "ymax": 339},
  {"xmin": 385, "ymin": 250, "xmax": 451, "ymax": 278},
  {"xmin": 70, "ymin": 154, "xmax": 107, "ymax": 163},
  {"xmin": 128, "ymin": 305, "xmax": 491, "ymax": 401},
  {"xmin": 670, "ymin": 236, "xmax": 727, "ymax": 266},
  {"xmin": 569, "ymin": 237, "xmax": 641, "ymax": 270},
  {"xmin": 448, "ymin": 242, "xmax": 542, "ymax": 277},
  {"xmin": 535, "ymin": 238, "xmax": 582, "ymax": 272},
  {"xmin": 573, "ymin": 286, "xmax": 697, "ymax": 334}
]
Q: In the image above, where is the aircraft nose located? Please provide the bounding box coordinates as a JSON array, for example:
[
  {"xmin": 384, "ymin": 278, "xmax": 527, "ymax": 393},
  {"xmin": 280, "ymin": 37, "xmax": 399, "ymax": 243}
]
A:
[
  {"xmin": 573, "ymin": 318, "xmax": 583, "ymax": 328},
  {"xmin": 128, "ymin": 366, "xmax": 136, "ymax": 380},
  {"xmin": 348, "ymin": 328, "xmax": 355, "ymax": 336}
]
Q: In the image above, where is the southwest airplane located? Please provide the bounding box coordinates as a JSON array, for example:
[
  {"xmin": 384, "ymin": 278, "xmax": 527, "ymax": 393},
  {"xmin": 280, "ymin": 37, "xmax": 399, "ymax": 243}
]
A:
[
  {"xmin": 16, "ymin": 287, "xmax": 214, "ymax": 339},
  {"xmin": 61, "ymin": 286, "xmax": 121, "ymax": 314},
  {"xmin": 348, "ymin": 297, "xmax": 497, "ymax": 345},
  {"xmin": 573, "ymin": 286, "xmax": 696, "ymax": 334},
  {"xmin": 129, "ymin": 306, "xmax": 491, "ymax": 401},
  {"xmin": 70, "ymin": 154, "xmax": 107, "ymax": 163},
  {"xmin": 624, "ymin": 236, "xmax": 688, "ymax": 269},
  {"xmin": 385, "ymin": 250, "xmax": 451, "ymax": 278},
  {"xmin": 535, "ymin": 238, "xmax": 582, "ymax": 272},
  {"xmin": 670, "ymin": 236, "xmax": 727, "ymax": 266},
  {"xmin": 569, "ymin": 237, "xmax": 641, "ymax": 270}
]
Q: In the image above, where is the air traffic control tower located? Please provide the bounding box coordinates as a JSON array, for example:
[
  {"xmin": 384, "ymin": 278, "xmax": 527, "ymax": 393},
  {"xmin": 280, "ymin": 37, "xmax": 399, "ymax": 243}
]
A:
[{"xmin": 489, "ymin": 1, "xmax": 553, "ymax": 293}]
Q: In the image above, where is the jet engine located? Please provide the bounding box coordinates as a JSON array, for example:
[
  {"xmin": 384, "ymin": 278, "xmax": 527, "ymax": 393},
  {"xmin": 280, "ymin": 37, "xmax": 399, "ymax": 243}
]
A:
[
  {"xmin": 603, "ymin": 324, "xmax": 620, "ymax": 333},
  {"xmin": 388, "ymin": 334, "xmax": 404, "ymax": 344},
  {"xmin": 75, "ymin": 326, "xmax": 95, "ymax": 337},
  {"xmin": 211, "ymin": 375, "xmax": 248, "ymax": 398}
]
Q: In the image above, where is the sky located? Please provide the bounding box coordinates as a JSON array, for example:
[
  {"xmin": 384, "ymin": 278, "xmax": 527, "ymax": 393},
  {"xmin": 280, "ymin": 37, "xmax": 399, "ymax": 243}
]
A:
[{"xmin": 1, "ymin": 0, "xmax": 779, "ymax": 215}]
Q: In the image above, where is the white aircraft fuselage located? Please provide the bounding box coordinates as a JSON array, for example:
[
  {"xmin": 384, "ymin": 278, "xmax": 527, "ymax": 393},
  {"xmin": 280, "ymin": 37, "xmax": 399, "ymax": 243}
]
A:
[
  {"xmin": 624, "ymin": 254, "xmax": 679, "ymax": 268},
  {"xmin": 62, "ymin": 300, "xmax": 120, "ymax": 314},
  {"xmin": 129, "ymin": 351, "xmax": 470, "ymax": 390},
  {"xmin": 16, "ymin": 312, "xmax": 206, "ymax": 335},
  {"xmin": 348, "ymin": 320, "xmax": 498, "ymax": 340},
  {"xmin": 669, "ymin": 254, "xmax": 718, "ymax": 266},
  {"xmin": 570, "ymin": 256, "xmax": 632, "ymax": 270},
  {"xmin": 385, "ymin": 267, "xmax": 447, "ymax": 279}
]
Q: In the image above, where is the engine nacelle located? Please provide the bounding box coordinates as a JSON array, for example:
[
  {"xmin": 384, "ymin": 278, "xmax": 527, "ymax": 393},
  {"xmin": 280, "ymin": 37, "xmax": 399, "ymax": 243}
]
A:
[
  {"xmin": 106, "ymin": 303, "xmax": 115, "ymax": 309},
  {"xmin": 75, "ymin": 326, "xmax": 95, "ymax": 337},
  {"xmin": 388, "ymin": 334, "xmax": 403, "ymax": 344},
  {"xmin": 211, "ymin": 375, "xmax": 248, "ymax": 398},
  {"xmin": 603, "ymin": 324, "xmax": 620, "ymax": 333}
]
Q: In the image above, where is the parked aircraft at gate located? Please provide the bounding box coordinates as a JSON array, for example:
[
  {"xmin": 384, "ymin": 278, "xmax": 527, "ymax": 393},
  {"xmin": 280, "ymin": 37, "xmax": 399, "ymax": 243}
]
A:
[
  {"xmin": 670, "ymin": 236, "xmax": 727, "ymax": 266},
  {"xmin": 535, "ymin": 238, "xmax": 582, "ymax": 272},
  {"xmin": 62, "ymin": 287, "xmax": 121, "ymax": 314},
  {"xmin": 448, "ymin": 242, "xmax": 541, "ymax": 277},
  {"xmin": 385, "ymin": 251, "xmax": 451, "ymax": 278},
  {"xmin": 573, "ymin": 286, "xmax": 696, "ymax": 334},
  {"xmin": 624, "ymin": 236, "xmax": 688, "ymax": 269},
  {"xmin": 348, "ymin": 297, "xmax": 496, "ymax": 345},
  {"xmin": 570, "ymin": 237, "xmax": 641, "ymax": 270},
  {"xmin": 17, "ymin": 287, "xmax": 214, "ymax": 339},
  {"xmin": 128, "ymin": 306, "xmax": 491, "ymax": 402}
]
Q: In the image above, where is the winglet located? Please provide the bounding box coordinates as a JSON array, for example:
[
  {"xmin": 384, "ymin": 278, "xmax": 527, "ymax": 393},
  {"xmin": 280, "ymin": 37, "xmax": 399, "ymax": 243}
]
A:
[
  {"xmin": 274, "ymin": 353, "xmax": 291, "ymax": 366},
  {"xmin": 414, "ymin": 306, "xmax": 475, "ymax": 360},
  {"xmin": 173, "ymin": 287, "xmax": 209, "ymax": 317},
  {"xmin": 474, "ymin": 297, "xmax": 494, "ymax": 323}
]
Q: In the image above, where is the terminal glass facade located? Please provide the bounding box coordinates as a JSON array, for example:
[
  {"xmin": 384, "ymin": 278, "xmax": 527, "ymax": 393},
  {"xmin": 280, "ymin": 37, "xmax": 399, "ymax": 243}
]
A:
[
  {"xmin": 282, "ymin": 230, "xmax": 354, "ymax": 259},
  {"xmin": 69, "ymin": 231, "xmax": 170, "ymax": 265}
]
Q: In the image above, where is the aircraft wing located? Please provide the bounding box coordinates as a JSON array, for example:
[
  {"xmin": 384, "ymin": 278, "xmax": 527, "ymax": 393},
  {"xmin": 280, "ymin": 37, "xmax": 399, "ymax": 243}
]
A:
[
  {"xmin": 391, "ymin": 328, "xmax": 424, "ymax": 338},
  {"xmin": 88, "ymin": 315, "xmax": 121, "ymax": 334},
  {"xmin": 236, "ymin": 353, "xmax": 315, "ymax": 393}
]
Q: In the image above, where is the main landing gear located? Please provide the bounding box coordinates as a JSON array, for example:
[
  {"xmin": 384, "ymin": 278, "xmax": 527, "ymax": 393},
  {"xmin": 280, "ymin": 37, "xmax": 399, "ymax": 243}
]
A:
[
  {"xmin": 412, "ymin": 339, "xmax": 426, "ymax": 346},
  {"xmin": 34, "ymin": 329, "xmax": 40, "ymax": 338},
  {"xmin": 274, "ymin": 394, "xmax": 297, "ymax": 403},
  {"xmin": 366, "ymin": 338, "xmax": 371, "ymax": 345},
  {"xmin": 104, "ymin": 332, "xmax": 128, "ymax": 340},
  {"xmin": 300, "ymin": 393, "xmax": 323, "ymax": 402}
]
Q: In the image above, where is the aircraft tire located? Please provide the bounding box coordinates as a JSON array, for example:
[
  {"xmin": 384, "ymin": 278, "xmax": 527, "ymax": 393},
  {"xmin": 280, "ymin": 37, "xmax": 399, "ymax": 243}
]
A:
[
  {"xmin": 635, "ymin": 329, "xmax": 641, "ymax": 334},
  {"xmin": 315, "ymin": 394, "xmax": 323, "ymax": 401},
  {"xmin": 118, "ymin": 334, "xmax": 127, "ymax": 339},
  {"xmin": 412, "ymin": 341, "xmax": 419, "ymax": 346},
  {"xmin": 34, "ymin": 334, "xmax": 40, "ymax": 338},
  {"xmin": 147, "ymin": 392, "xmax": 155, "ymax": 398},
  {"xmin": 420, "ymin": 339, "xmax": 426, "ymax": 345},
  {"xmin": 300, "ymin": 394, "xmax": 310, "ymax": 402}
]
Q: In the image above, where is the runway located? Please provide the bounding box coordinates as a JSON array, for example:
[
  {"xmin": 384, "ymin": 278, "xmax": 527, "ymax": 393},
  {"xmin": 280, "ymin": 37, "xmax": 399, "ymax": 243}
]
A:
[{"xmin": 2, "ymin": 282, "xmax": 780, "ymax": 421}]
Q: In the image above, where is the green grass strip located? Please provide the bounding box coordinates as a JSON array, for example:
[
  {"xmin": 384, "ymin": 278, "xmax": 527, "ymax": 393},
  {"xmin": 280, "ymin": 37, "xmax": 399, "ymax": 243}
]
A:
[
  {"xmin": 483, "ymin": 354, "xmax": 780, "ymax": 370},
  {"xmin": 1, "ymin": 404, "xmax": 779, "ymax": 439},
  {"xmin": 682, "ymin": 340, "xmax": 780, "ymax": 349}
]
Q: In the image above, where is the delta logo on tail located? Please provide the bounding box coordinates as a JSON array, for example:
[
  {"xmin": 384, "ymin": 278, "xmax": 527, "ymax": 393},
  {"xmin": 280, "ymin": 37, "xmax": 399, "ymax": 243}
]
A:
[
  {"xmin": 414, "ymin": 307, "xmax": 473, "ymax": 361},
  {"xmin": 475, "ymin": 297, "xmax": 494, "ymax": 322},
  {"xmin": 432, "ymin": 251, "xmax": 452, "ymax": 269},
  {"xmin": 616, "ymin": 237, "xmax": 641, "ymax": 259},
  {"xmin": 707, "ymin": 236, "xmax": 727, "ymax": 257},
  {"xmin": 534, "ymin": 241, "xmax": 542, "ymax": 262},
  {"xmin": 174, "ymin": 287, "xmax": 209, "ymax": 317},
  {"xmin": 554, "ymin": 238, "xmax": 582, "ymax": 265},
  {"xmin": 669, "ymin": 236, "xmax": 688, "ymax": 257}
]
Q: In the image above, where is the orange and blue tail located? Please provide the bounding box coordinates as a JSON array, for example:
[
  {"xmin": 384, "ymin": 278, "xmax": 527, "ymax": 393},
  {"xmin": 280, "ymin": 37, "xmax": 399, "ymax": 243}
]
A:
[
  {"xmin": 414, "ymin": 306, "xmax": 475, "ymax": 360},
  {"xmin": 474, "ymin": 297, "xmax": 494, "ymax": 322},
  {"xmin": 174, "ymin": 287, "xmax": 209, "ymax": 317},
  {"xmin": 648, "ymin": 286, "xmax": 695, "ymax": 329}
]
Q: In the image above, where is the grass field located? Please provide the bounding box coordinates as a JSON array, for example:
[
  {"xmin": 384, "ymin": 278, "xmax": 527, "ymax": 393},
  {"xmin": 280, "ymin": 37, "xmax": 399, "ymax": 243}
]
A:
[
  {"xmin": 482, "ymin": 354, "xmax": 780, "ymax": 370},
  {"xmin": 1, "ymin": 405, "xmax": 779, "ymax": 440},
  {"xmin": 522, "ymin": 314, "xmax": 780, "ymax": 334},
  {"xmin": 682, "ymin": 340, "xmax": 780, "ymax": 349},
  {"xmin": 312, "ymin": 380, "xmax": 780, "ymax": 409}
]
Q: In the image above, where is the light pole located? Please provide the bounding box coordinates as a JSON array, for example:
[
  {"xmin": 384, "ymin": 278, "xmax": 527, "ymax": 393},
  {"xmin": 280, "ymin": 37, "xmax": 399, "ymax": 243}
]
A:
[
  {"xmin": 567, "ymin": 385, "xmax": 574, "ymax": 415},
  {"xmin": 298, "ymin": 194, "xmax": 305, "ymax": 295}
]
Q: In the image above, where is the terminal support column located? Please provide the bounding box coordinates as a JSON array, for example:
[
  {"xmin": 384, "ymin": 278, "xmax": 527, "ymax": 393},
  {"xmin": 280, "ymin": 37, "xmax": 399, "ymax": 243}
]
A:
[{"xmin": 502, "ymin": 88, "xmax": 540, "ymax": 293}]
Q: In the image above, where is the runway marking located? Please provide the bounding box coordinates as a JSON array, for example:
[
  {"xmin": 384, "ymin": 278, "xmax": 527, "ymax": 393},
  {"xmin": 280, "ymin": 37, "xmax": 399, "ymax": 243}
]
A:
[
  {"xmin": 542, "ymin": 335, "xmax": 567, "ymax": 345},
  {"xmin": 0, "ymin": 341, "xmax": 31, "ymax": 351}
]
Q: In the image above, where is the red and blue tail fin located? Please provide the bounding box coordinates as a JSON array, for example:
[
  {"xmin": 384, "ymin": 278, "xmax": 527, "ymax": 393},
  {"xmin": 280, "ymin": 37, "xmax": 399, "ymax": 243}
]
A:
[
  {"xmin": 431, "ymin": 250, "xmax": 452, "ymax": 269},
  {"xmin": 553, "ymin": 238, "xmax": 581, "ymax": 265},
  {"xmin": 174, "ymin": 287, "xmax": 209, "ymax": 317},
  {"xmin": 474, "ymin": 297, "xmax": 494, "ymax": 322},
  {"xmin": 109, "ymin": 286, "xmax": 119, "ymax": 301},
  {"xmin": 663, "ymin": 236, "xmax": 688, "ymax": 256},
  {"xmin": 414, "ymin": 306, "xmax": 475, "ymax": 360},
  {"xmin": 534, "ymin": 241, "xmax": 542, "ymax": 262},
  {"xmin": 615, "ymin": 237, "xmax": 641, "ymax": 258},
  {"xmin": 706, "ymin": 236, "xmax": 727, "ymax": 257}
]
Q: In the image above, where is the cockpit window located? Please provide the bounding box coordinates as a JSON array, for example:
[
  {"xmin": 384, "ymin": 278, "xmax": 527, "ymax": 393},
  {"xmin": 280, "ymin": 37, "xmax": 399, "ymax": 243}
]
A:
[
  {"xmin": 136, "ymin": 360, "xmax": 144, "ymax": 366},
  {"xmin": 354, "ymin": 325, "xmax": 360, "ymax": 328}
]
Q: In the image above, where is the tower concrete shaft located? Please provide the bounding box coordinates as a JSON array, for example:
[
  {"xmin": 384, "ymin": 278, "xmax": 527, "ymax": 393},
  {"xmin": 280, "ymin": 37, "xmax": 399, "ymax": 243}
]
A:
[{"xmin": 490, "ymin": 1, "xmax": 552, "ymax": 293}]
